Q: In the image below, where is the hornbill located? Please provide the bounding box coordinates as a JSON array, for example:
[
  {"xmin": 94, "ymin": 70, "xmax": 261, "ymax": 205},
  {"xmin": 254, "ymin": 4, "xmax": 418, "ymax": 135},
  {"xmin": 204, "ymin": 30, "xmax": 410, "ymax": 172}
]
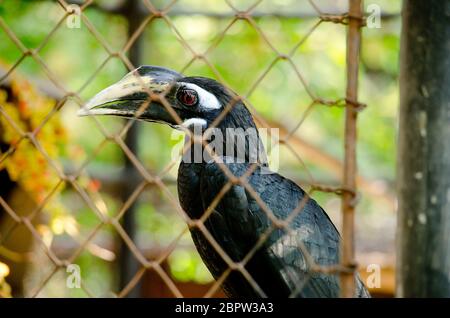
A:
[{"xmin": 78, "ymin": 66, "xmax": 370, "ymax": 298}]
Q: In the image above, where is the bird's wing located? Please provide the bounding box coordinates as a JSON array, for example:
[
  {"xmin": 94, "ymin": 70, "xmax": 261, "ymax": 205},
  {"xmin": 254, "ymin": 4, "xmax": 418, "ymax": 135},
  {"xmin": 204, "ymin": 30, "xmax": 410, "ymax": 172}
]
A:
[{"xmin": 200, "ymin": 161, "xmax": 368, "ymax": 298}]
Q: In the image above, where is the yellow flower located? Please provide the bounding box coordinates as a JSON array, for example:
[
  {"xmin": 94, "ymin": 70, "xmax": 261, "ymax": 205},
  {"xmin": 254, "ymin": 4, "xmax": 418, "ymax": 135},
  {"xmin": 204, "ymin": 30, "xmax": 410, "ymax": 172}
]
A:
[
  {"xmin": 0, "ymin": 262, "xmax": 10, "ymax": 280},
  {"xmin": 0, "ymin": 262, "xmax": 12, "ymax": 298}
]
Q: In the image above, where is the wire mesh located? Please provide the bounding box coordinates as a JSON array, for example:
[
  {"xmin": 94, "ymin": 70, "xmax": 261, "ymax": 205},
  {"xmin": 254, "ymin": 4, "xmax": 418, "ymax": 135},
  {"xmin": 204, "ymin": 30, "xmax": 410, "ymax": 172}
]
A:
[{"xmin": 0, "ymin": 0, "xmax": 366, "ymax": 298}]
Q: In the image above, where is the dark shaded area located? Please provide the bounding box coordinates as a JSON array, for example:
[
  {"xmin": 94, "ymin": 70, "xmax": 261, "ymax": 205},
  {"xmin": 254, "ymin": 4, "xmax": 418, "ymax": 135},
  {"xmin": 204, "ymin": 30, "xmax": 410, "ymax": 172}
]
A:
[{"xmin": 397, "ymin": 0, "xmax": 450, "ymax": 297}]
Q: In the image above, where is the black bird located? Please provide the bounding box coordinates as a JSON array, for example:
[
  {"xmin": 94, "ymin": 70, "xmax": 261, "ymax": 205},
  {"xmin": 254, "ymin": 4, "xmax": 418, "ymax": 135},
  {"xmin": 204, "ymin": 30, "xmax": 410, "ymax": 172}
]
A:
[{"xmin": 78, "ymin": 66, "xmax": 370, "ymax": 298}]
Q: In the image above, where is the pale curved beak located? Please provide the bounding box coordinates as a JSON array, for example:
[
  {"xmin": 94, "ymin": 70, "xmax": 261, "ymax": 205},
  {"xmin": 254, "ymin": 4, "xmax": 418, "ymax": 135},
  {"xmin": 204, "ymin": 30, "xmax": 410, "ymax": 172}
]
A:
[{"xmin": 77, "ymin": 66, "xmax": 181, "ymax": 120}]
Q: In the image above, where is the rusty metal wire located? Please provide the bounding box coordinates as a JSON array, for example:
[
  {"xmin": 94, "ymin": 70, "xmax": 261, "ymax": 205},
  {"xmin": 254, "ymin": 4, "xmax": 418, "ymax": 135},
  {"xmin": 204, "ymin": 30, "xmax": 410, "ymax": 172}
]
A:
[{"xmin": 0, "ymin": 0, "xmax": 365, "ymax": 298}]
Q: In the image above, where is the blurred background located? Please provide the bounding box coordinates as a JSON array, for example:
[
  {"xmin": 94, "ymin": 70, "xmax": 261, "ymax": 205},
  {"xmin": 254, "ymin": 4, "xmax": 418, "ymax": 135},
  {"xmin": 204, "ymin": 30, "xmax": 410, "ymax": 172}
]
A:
[{"xmin": 0, "ymin": 0, "xmax": 400, "ymax": 297}]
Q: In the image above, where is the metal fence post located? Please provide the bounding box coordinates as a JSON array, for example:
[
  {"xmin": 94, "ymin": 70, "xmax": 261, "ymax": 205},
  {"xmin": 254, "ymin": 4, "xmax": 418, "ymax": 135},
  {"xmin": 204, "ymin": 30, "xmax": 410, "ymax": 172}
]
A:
[{"xmin": 341, "ymin": 0, "xmax": 363, "ymax": 297}]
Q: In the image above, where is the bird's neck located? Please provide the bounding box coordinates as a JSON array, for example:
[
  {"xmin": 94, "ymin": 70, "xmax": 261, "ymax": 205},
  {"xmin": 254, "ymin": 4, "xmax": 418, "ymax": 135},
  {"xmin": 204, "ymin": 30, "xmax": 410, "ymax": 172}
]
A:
[
  {"xmin": 180, "ymin": 126, "xmax": 268, "ymax": 166},
  {"xmin": 181, "ymin": 102, "xmax": 268, "ymax": 165},
  {"xmin": 177, "ymin": 120, "xmax": 267, "ymax": 219}
]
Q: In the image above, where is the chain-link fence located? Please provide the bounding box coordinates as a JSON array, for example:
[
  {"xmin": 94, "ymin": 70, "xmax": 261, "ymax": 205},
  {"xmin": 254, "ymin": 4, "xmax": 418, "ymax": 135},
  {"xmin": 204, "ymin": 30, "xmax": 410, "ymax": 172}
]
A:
[{"xmin": 0, "ymin": 0, "xmax": 383, "ymax": 298}]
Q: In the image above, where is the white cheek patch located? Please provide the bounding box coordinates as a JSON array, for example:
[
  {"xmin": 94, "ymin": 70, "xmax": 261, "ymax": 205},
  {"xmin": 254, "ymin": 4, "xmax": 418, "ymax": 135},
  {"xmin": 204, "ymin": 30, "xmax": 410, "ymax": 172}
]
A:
[
  {"xmin": 180, "ymin": 82, "xmax": 221, "ymax": 110},
  {"xmin": 176, "ymin": 118, "xmax": 207, "ymax": 129}
]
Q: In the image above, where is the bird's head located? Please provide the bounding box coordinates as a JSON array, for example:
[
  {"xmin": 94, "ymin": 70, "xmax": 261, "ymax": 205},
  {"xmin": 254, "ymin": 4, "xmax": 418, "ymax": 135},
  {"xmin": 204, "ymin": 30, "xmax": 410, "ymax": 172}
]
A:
[
  {"xmin": 78, "ymin": 65, "xmax": 256, "ymax": 131},
  {"xmin": 78, "ymin": 65, "xmax": 267, "ymax": 165}
]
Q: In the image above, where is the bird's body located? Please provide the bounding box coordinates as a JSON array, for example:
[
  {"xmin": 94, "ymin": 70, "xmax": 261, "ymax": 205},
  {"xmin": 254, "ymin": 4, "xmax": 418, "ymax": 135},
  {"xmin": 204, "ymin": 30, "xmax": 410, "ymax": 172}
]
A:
[
  {"xmin": 178, "ymin": 144, "xmax": 369, "ymax": 298},
  {"xmin": 79, "ymin": 65, "xmax": 370, "ymax": 298},
  {"xmin": 178, "ymin": 160, "xmax": 340, "ymax": 297}
]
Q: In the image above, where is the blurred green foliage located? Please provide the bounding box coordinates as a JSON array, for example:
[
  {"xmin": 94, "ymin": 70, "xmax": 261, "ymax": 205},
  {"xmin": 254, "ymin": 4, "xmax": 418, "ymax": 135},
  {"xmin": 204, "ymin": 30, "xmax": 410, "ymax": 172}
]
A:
[{"xmin": 0, "ymin": 0, "xmax": 400, "ymax": 296}]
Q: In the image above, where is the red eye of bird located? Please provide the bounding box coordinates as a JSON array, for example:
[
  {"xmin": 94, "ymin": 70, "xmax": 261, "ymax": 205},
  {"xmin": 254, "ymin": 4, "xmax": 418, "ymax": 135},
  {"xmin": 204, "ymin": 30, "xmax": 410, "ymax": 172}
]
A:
[{"xmin": 177, "ymin": 88, "xmax": 198, "ymax": 106}]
